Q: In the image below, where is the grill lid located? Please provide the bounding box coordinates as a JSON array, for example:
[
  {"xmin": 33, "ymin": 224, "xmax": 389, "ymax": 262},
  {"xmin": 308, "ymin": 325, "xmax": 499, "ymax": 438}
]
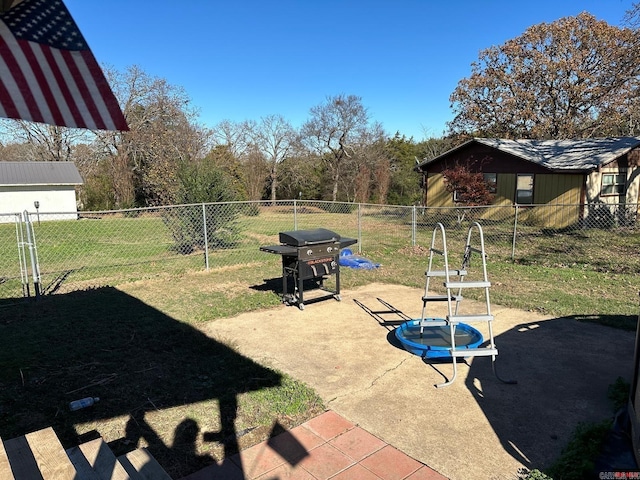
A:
[{"xmin": 279, "ymin": 228, "xmax": 341, "ymax": 246}]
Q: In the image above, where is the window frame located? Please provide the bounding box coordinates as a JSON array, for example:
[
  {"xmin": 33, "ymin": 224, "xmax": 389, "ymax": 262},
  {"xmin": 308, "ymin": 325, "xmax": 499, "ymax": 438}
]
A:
[
  {"xmin": 483, "ymin": 173, "xmax": 497, "ymax": 194},
  {"xmin": 600, "ymin": 170, "xmax": 627, "ymax": 197},
  {"xmin": 452, "ymin": 173, "xmax": 497, "ymax": 203},
  {"xmin": 515, "ymin": 174, "xmax": 534, "ymax": 205}
]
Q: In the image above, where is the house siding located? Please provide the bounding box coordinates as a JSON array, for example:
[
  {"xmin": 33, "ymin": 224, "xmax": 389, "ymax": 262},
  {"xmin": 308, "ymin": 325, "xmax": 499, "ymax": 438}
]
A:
[
  {"xmin": 476, "ymin": 174, "xmax": 517, "ymax": 222},
  {"xmin": 533, "ymin": 174, "xmax": 582, "ymax": 204},
  {"xmin": 584, "ymin": 163, "xmax": 640, "ymax": 225},
  {"xmin": 496, "ymin": 174, "xmax": 516, "ymax": 206},
  {"xmin": 425, "ymin": 173, "xmax": 450, "ymax": 207},
  {"xmin": 425, "ymin": 170, "xmax": 583, "ymax": 227},
  {"xmin": 520, "ymin": 174, "xmax": 583, "ymax": 228}
]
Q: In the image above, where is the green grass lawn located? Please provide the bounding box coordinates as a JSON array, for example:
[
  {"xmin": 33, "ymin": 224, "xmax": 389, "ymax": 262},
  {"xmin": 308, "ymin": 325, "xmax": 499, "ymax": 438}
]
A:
[{"xmin": 2, "ymin": 207, "xmax": 639, "ymax": 320}]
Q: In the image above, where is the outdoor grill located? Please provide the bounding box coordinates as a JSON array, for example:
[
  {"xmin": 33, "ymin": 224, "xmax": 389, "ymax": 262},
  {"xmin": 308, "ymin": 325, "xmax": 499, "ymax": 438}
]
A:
[{"xmin": 260, "ymin": 228, "xmax": 357, "ymax": 310}]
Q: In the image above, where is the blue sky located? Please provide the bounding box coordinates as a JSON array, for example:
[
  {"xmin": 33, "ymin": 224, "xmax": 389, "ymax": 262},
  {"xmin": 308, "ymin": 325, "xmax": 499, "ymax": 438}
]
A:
[{"xmin": 66, "ymin": 0, "xmax": 633, "ymax": 141}]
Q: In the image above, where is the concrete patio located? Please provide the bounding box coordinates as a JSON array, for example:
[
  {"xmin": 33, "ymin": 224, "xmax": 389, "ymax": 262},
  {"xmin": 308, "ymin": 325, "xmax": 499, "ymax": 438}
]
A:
[{"xmin": 199, "ymin": 282, "xmax": 636, "ymax": 480}]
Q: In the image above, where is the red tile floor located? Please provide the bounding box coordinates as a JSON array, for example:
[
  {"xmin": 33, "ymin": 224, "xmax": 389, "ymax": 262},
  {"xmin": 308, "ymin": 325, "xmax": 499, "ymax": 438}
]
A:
[{"xmin": 181, "ymin": 410, "xmax": 447, "ymax": 480}]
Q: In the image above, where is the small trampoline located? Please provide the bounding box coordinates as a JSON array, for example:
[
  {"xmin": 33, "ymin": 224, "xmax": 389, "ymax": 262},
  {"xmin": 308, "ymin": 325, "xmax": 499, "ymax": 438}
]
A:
[{"xmin": 395, "ymin": 319, "xmax": 484, "ymax": 359}]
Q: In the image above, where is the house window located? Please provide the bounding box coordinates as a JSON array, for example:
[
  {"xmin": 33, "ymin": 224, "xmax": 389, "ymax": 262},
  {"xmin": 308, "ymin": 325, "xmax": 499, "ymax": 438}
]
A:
[
  {"xmin": 516, "ymin": 174, "xmax": 534, "ymax": 204},
  {"xmin": 452, "ymin": 172, "xmax": 497, "ymax": 202},
  {"xmin": 483, "ymin": 173, "xmax": 497, "ymax": 194},
  {"xmin": 601, "ymin": 171, "xmax": 627, "ymax": 196}
]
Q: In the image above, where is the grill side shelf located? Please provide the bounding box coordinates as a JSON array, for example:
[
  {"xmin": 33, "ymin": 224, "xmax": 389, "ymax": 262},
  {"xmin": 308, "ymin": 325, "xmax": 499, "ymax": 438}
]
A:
[
  {"xmin": 259, "ymin": 245, "xmax": 297, "ymax": 255},
  {"xmin": 339, "ymin": 237, "xmax": 357, "ymax": 249}
]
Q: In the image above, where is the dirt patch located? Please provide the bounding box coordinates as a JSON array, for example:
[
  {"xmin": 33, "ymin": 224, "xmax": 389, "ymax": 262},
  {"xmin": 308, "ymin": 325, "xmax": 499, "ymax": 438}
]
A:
[
  {"xmin": 397, "ymin": 245, "xmax": 431, "ymax": 256},
  {"xmin": 242, "ymin": 231, "xmax": 279, "ymax": 244}
]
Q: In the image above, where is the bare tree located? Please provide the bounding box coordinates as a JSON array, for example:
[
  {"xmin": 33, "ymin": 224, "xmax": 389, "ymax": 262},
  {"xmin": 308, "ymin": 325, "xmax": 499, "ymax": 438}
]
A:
[
  {"xmin": 250, "ymin": 114, "xmax": 296, "ymax": 204},
  {"xmin": 209, "ymin": 119, "xmax": 265, "ymax": 200},
  {"xmin": 301, "ymin": 94, "xmax": 384, "ymax": 201},
  {"xmin": 91, "ymin": 65, "xmax": 210, "ymax": 207},
  {"xmin": 341, "ymin": 127, "xmax": 389, "ymax": 203},
  {"xmin": 449, "ymin": 12, "xmax": 640, "ymax": 139},
  {"xmin": 0, "ymin": 119, "xmax": 90, "ymax": 161},
  {"xmin": 276, "ymin": 154, "xmax": 323, "ymax": 200},
  {"xmin": 242, "ymin": 146, "xmax": 269, "ymax": 201},
  {"xmin": 0, "ymin": 140, "xmax": 32, "ymax": 161},
  {"xmin": 624, "ymin": 2, "xmax": 640, "ymax": 28},
  {"xmin": 211, "ymin": 119, "xmax": 253, "ymax": 159}
]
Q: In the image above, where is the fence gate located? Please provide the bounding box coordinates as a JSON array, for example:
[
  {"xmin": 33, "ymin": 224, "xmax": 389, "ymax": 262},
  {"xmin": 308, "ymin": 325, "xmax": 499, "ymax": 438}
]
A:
[{"xmin": 15, "ymin": 211, "xmax": 41, "ymax": 298}]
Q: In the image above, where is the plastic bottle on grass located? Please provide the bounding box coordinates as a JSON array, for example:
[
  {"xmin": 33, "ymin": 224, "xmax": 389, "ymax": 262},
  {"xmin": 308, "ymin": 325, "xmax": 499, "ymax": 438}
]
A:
[{"xmin": 69, "ymin": 397, "xmax": 99, "ymax": 411}]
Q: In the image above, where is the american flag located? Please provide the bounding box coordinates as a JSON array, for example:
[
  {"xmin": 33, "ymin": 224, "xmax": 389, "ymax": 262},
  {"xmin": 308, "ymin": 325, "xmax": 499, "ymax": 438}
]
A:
[{"xmin": 0, "ymin": 0, "xmax": 128, "ymax": 131}]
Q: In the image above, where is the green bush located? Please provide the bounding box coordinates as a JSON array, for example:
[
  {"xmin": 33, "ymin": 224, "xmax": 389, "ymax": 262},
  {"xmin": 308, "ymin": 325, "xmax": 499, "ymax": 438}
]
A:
[
  {"xmin": 517, "ymin": 468, "xmax": 553, "ymax": 480},
  {"xmin": 545, "ymin": 421, "xmax": 611, "ymax": 480},
  {"xmin": 162, "ymin": 160, "xmax": 244, "ymax": 254}
]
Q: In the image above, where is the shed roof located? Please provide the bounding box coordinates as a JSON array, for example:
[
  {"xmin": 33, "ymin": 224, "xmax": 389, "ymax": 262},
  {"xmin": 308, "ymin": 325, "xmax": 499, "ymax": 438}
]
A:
[
  {"xmin": 0, "ymin": 161, "xmax": 83, "ymax": 186},
  {"xmin": 416, "ymin": 137, "xmax": 640, "ymax": 172}
]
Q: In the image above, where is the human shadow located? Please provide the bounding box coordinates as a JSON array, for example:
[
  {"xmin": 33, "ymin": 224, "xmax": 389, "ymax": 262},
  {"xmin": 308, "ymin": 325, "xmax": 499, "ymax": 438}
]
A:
[
  {"xmin": 464, "ymin": 315, "xmax": 636, "ymax": 473},
  {"xmin": 0, "ymin": 286, "xmax": 283, "ymax": 478}
]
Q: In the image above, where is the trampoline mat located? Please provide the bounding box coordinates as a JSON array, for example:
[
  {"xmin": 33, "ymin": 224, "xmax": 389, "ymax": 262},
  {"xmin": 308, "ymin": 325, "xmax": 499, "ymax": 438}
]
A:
[{"xmin": 399, "ymin": 324, "xmax": 480, "ymax": 347}]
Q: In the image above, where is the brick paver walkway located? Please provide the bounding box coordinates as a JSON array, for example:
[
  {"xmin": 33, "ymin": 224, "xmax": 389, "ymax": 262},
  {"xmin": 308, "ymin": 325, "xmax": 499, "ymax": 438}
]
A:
[{"xmin": 180, "ymin": 410, "xmax": 447, "ymax": 480}]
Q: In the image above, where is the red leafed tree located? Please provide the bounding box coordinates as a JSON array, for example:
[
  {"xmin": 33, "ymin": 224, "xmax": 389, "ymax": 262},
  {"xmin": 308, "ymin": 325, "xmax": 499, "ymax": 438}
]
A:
[{"xmin": 442, "ymin": 164, "xmax": 495, "ymax": 224}]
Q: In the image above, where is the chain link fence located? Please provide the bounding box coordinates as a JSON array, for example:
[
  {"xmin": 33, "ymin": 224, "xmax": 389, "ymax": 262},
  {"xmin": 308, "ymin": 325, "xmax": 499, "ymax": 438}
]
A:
[{"xmin": 0, "ymin": 200, "xmax": 638, "ymax": 300}]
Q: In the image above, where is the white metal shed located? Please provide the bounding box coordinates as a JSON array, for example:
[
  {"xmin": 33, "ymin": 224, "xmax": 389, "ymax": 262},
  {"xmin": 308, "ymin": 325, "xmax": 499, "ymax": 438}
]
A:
[{"xmin": 0, "ymin": 161, "xmax": 83, "ymax": 223}]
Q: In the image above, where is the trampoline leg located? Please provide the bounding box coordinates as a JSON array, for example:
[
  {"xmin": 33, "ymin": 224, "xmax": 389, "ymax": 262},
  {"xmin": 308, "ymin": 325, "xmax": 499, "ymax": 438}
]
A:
[
  {"xmin": 435, "ymin": 356, "xmax": 458, "ymax": 388},
  {"xmin": 436, "ymin": 322, "xmax": 459, "ymax": 388}
]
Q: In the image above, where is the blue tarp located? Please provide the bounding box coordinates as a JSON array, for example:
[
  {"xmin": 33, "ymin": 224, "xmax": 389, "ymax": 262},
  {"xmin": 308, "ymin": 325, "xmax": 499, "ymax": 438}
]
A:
[{"xmin": 339, "ymin": 249, "xmax": 380, "ymax": 270}]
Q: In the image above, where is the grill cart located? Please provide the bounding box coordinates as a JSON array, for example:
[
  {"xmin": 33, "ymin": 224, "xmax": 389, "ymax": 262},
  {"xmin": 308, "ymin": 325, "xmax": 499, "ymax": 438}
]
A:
[{"xmin": 260, "ymin": 228, "xmax": 357, "ymax": 310}]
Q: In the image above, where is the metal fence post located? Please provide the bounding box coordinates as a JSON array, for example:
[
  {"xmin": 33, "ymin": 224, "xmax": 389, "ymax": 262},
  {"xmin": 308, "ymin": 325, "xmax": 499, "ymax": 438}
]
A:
[
  {"xmin": 511, "ymin": 204, "xmax": 518, "ymax": 260},
  {"xmin": 202, "ymin": 203, "xmax": 209, "ymax": 271},
  {"xmin": 293, "ymin": 199, "xmax": 297, "ymax": 230},
  {"xmin": 411, "ymin": 205, "xmax": 417, "ymax": 246},
  {"xmin": 15, "ymin": 213, "xmax": 29, "ymax": 297},
  {"xmin": 357, "ymin": 203, "xmax": 362, "ymax": 254},
  {"xmin": 23, "ymin": 211, "xmax": 41, "ymax": 297}
]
